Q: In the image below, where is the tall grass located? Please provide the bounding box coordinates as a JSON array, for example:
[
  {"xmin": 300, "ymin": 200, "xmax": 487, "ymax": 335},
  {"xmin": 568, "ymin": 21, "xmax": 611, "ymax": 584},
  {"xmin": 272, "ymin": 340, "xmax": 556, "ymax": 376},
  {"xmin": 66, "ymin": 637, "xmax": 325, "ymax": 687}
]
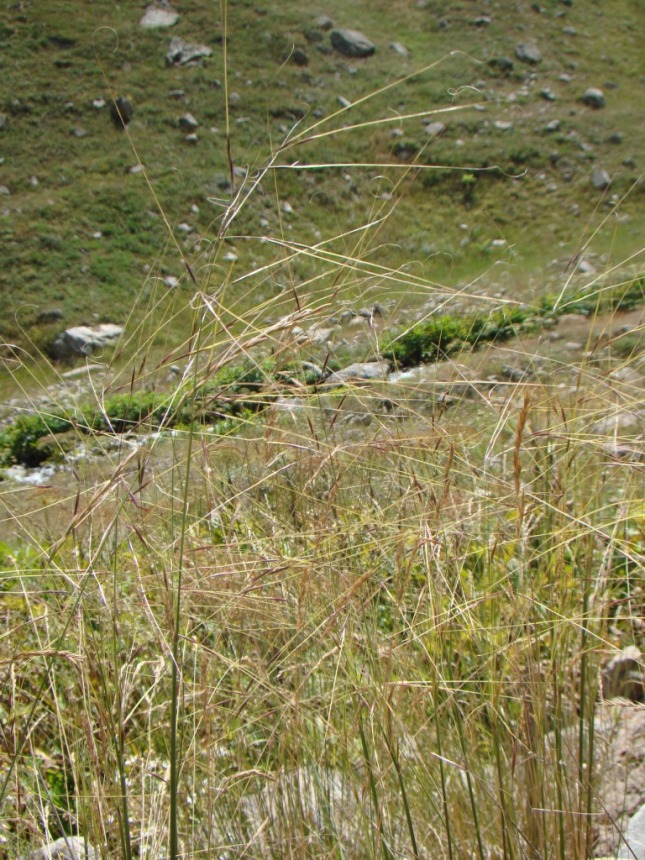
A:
[{"xmin": 0, "ymin": 4, "xmax": 643, "ymax": 859}]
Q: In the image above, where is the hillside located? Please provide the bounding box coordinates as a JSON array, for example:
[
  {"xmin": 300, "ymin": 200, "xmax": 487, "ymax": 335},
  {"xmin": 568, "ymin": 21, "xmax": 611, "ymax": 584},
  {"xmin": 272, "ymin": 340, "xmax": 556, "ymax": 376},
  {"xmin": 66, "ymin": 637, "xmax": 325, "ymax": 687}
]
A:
[{"xmin": 0, "ymin": 0, "xmax": 643, "ymax": 363}]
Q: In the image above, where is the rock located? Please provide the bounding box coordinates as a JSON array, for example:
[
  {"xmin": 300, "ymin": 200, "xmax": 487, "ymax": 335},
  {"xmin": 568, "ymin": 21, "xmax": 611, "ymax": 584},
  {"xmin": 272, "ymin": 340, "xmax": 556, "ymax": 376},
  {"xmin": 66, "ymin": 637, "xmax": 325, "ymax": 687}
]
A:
[
  {"xmin": 602, "ymin": 647, "xmax": 644, "ymax": 702},
  {"xmin": 326, "ymin": 361, "xmax": 390, "ymax": 385},
  {"xmin": 488, "ymin": 56, "xmax": 514, "ymax": 73},
  {"xmin": 592, "ymin": 411, "xmax": 643, "ymax": 435},
  {"xmin": 582, "ymin": 87, "xmax": 605, "ymax": 108},
  {"xmin": 0, "ymin": 185, "xmax": 10, "ymax": 195},
  {"xmin": 330, "ymin": 29, "xmax": 375, "ymax": 58},
  {"xmin": 166, "ymin": 36, "xmax": 213, "ymax": 66},
  {"xmin": 544, "ymin": 119, "xmax": 561, "ymax": 132},
  {"xmin": 618, "ymin": 803, "xmax": 645, "ymax": 859},
  {"xmin": 178, "ymin": 112, "xmax": 199, "ymax": 130},
  {"xmin": 36, "ymin": 308, "xmax": 64, "ymax": 324},
  {"xmin": 424, "ymin": 121, "xmax": 445, "ymax": 137},
  {"xmin": 592, "ymin": 168, "xmax": 611, "ymax": 190},
  {"xmin": 473, "ymin": 15, "xmax": 491, "ymax": 26},
  {"xmin": 184, "ymin": 133, "xmax": 198, "ymax": 144},
  {"xmin": 389, "ymin": 41, "xmax": 409, "ymax": 57},
  {"xmin": 49, "ymin": 324, "xmax": 124, "ymax": 360},
  {"xmin": 540, "ymin": 87, "xmax": 556, "ymax": 101},
  {"xmin": 139, "ymin": 4, "xmax": 179, "ymax": 28},
  {"xmin": 290, "ymin": 47, "xmax": 309, "ymax": 66},
  {"xmin": 607, "ymin": 132, "xmax": 623, "ymax": 144},
  {"xmin": 23, "ymin": 836, "xmax": 98, "ymax": 860},
  {"xmin": 494, "ymin": 120, "xmax": 513, "ymax": 131},
  {"xmin": 515, "ymin": 42, "xmax": 542, "ymax": 63},
  {"xmin": 315, "ymin": 15, "xmax": 334, "ymax": 30},
  {"xmin": 110, "ymin": 96, "xmax": 133, "ymax": 129}
]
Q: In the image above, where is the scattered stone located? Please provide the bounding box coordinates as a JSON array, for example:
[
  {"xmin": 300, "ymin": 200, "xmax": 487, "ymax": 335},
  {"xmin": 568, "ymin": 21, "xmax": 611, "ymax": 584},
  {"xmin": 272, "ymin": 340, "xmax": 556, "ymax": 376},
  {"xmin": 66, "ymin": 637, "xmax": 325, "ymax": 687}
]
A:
[
  {"xmin": 330, "ymin": 29, "xmax": 375, "ymax": 59},
  {"xmin": 72, "ymin": 128, "xmax": 88, "ymax": 138},
  {"xmin": 602, "ymin": 647, "xmax": 644, "ymax": 702},
  {"xmin": 164, "ymin": 275, "xmax": 179, "ymax": 288},
  {"xmin": 91, "ymin": 98, "xmax": 105, "ymax": 109},
  {"xmin": 540, "ymin": 87, "xmax": 556, "ymax": 101},
  {"xmin": 22, "ymin": 836, "xmax": 98, "ymax": 860},
  {"xmin": 184, "ymin": 133, "xmax": 198, "ymax": 144},
  {"xmin": 473, "ymin": 15, "xmax": 491, "ymax": 26},
  {"xmin": 178, "ymin": 112, "xmax": 199, "ymax": 130},
  {"xmin": 140, "ymin": 4, "xmax": 179, "ymax": 28},
  {"xmin": 389, "ymin": 41, "xmax": 409, "ymax": 58},
  {"xmin": 281, "ymin": 201, "xmax": 293, "ymax": 214},
  {"xmin": 36, "ymin": 309, "xmax": 64, "ymax": 324},
  {"xmin": 337, "ymin": 95, "xmax": 351, "ymax": 108},
  {"xmin": 544, "ymin": 119, "xmax": 561, "ymax": 132},
  {"xmin": 0, "ymin": 185, "xmax": 10, "ymax": 195},
  {"xmin": 166, "ymin": 36, "xmax": 213, "ymax": 66},
  {"xmin": 488, "ymin": 56, "xmax": 514, "ymax": 73},
  {"xmin": 577, "ymin": 258, "xmax": 596, "ymax": 274},
  {"xmin": 110, "ymin": 96, "xmax": 133, "ymax": 129},
  {"xmin": 494, "ymin": 120, "xmax": 513, "ymax": 131},
  {"xmin": 326, "ymin": 361, "xmax": 390, "ymax": 385},
  {"xmin": 607, "ymin": 131, "xmax": 623, "ymax": 144},
  {"xmin": 290, "ymin": 47, "xmax": 309, "ymax": 66},
  {"xmin": 592, "ymin": 168, "xmax": 611, "ymax": 190},
  {"xmin": 49, "ymin": 324, "xmax": 124, "ymax": 360},
  {"xmin": 315, "ymin": 15, "xmax": 334, "ymax": 30},
  {"xmin": 515, "ymin": 42, "xmax": 542, "ymax": 64},
  {"xmin": 424, "ymin": 121, "xmax": 445, "ymax": 136},
  {"xmin": 582, "ymin": 87, "xmax": 605, "ymax": 108},
  {"xmin": 592, "ymin": 411, "xmax": 643, "ymax": 435},
  {"xmin": 128, "ymin": 163, "xmax": 145, "ymax": 174}
]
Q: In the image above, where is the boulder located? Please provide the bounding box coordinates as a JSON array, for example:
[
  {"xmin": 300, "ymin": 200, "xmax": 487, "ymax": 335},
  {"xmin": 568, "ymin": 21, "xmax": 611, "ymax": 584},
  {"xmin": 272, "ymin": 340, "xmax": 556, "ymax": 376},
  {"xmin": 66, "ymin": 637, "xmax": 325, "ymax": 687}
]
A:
[
  {"xmin": 139, "ymin": 4, "xmax": 179, "ymax": 28},
  {"xmin": 50, "ymin": 324, "xmax": 124, "ymax": 359},
  {"xmin": 23, "ymin": 837, "xmax": 97, "ymax": 860},
  {"xmin": 515, "ymin": 42, "xmax": 542, "ymax": 64},
  {"xmin": 582, "ymin": 87, "xmax": 605, "ymax": 108},
  {"xmin": 330, "ymin": 28, "xmax": 375, "ymax": 58},
  {"xmin": 166, "ymin": 36, "xmax": 213, "ymax": 66}
]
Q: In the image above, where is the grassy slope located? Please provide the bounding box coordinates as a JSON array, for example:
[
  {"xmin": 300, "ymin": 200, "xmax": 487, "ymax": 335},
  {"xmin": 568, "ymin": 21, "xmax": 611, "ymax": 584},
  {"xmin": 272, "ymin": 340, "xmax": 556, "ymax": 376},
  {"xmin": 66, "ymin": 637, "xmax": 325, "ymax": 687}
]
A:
[{"xmin": 0, "ymin": 0, "xmax": 642, "ymax": 358}]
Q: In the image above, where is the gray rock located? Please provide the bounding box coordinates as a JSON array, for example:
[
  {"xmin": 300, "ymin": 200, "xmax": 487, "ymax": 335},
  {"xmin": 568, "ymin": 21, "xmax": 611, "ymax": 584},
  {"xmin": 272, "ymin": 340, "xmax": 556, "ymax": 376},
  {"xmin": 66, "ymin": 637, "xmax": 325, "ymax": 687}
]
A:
[
  {"xmin": 424, "ymin": 121, "xmax": 445, "ymax": 136},
  {"xmin": 290, "ymin": 47, "xmax": 309, "ymax": 66},
  {"xmin": 166, "ymin": 36, "xmax": 213, "ymax": 66},
  {"xmin": 50, "ymin": 324, "xmax": 124, "ymax": 359},
  {"xmin": 515, "ymin": 42, "xmax": 542, "ymax": 64},
  {"xmin": 315, "ymin": 15, "xmax": 334, "ymax": 30},
  {"xmin": 326, "ymin": 361, "xmax": 390, "ymax": 385},
  {"xmin": 23, "ymin": 836, "xmax": 97, "ymax": 860},
  {"xmin": 389, "ymin": 41, "xmax": 409, "ymax": 58},
  {"xmin": 330, "ymin": 28, "xmax": 375, "ymax": 58},
  {"xmin": 178, "ymin": 112, "xmax": 199, "ymax": 130},
  {"xmin": 37, "ymin": 308, "xmax": 64, "ymax": 324},
  {"xmin": 618, "ymin": 803, "xmax": 645, "ymax": 859},
  {"xmin": 140, "ymin": 4, "xmax": 179, "ymax": 28},
  {"xmin": 602, "ymin": 647, "xmax": 644, "ymax": 703},
  {"xmin": 582, "ymin": 87, "xmax": 605, "ymax": 108},
  {"xmin": 540, "ymin": 87, "xmax": 556, "ymax": 101},
  {"xmin": 110, "ymin": 96, "xmax": 133, "ymax": 129},
  {"xmin": 488, "ymin": 56, "xmax": 514, "ymax": 73},
  {"xmin": 473, "ymin": 15, "xmax": 491, "ymax": 26},
  {"xmin": 544, "ymin": 119, "xmax": 561, "ymax": 132},
  {"xmin": 592, "ymin": 168, "xmax": 611, "ymax": 190}
]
